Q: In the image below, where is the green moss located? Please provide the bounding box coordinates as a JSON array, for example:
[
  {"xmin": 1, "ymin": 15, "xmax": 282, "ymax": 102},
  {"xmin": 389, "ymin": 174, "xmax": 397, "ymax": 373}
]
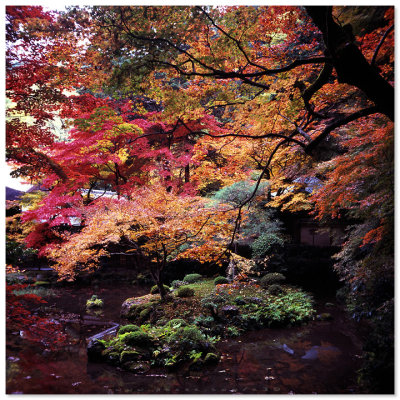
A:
[
  {"xmin": 86, "ymin": 295, "xmax": 104, "ymax": 309},
  {"xmin": 150, "ymin": 284, "xmax": 170, "ymax": 295},
  {"xmin": 120, "ymin": 330, "xmax": 153, "ymax": 347},
  {"xmin": 33, "ymin": 280, "xmax": 50, "ymax": 286},
  {"xmin": 204, "ymin": 352, "xmax": 220, "ymax": 364},
  {"xmin": 118, "ymin": 324, "xmax": 140, "ymax": 335},
  {"xmin": 176, "ymin": 286, "xmax": 195, "ymax": 298},
  {"xmin": 120, "ymin": 350, "xmax": 140, "ymax": 364}
]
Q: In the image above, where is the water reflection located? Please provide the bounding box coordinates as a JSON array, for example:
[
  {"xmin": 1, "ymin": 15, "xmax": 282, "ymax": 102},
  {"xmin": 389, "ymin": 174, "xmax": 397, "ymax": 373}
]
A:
[{"xmin": 7, "ymin": 282, "xmax": 363, "ymax": 394}]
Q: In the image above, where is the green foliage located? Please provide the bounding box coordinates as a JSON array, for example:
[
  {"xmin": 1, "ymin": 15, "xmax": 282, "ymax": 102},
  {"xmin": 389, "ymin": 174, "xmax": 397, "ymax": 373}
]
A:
[
  {"xmin": 214, "ymin": 276, "xmax": 229, "ymax": 285},
  {"xmin": 165, "ymin": 318, "xmax": 188, "ymax": 329},
  {"xmin": 259, "ymin": 272, "xmax": 286, "ymax": 287},
  {"xmin": 257, "ymin": 291, "xmax": 315, "ymax": 326},
  {"xmin": 182, "ymin": 273, "xmax": 203, "ymax": 284},
  {"xmin": 118, "ymin": 324, "xmax": 140, "ymax": 335},
  {"xmin": 6, "ymin": 239, "xmax": 37, "ymax": 267},
  {"xmin": 120, "ymin": 350, "xmax": 140, "ymax": 364},
  {"xmin": 86, "ymin": 294, "xmax": 104, "ymax": 309},
  {"xmin": 226, "ymin": 325, "xmax": 241, "ymax": 337},
  {"xmin": 211, "ymin": 180, "xmax": 269, "ymax": 206},
  {"xmin": 251, "ymin": 233, "xmax": 284, "ymax": 259},
  {"xmin": 176, "ymin": 286, "xmax": 195, "ymax": 298},
  {"xmin": 194, "ymin": 315, "xmax": 215, "ymax": 328},
  {"xmin": 150, "ymin": 284, "xmax": 170, "ymax": 294},
  {"xmin": 166, "ymin": 325, "xmax": 209, "ymax": 352}
]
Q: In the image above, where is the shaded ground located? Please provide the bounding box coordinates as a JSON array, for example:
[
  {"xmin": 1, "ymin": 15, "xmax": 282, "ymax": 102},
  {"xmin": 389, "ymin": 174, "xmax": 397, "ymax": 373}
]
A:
[{"xmin": 6, "ymin": 280, "xmax": 363, "ymax": 394}]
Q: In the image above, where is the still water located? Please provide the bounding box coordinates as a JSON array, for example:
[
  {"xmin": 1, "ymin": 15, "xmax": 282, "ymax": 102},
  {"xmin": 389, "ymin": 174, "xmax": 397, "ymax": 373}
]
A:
[{"xmin": 6, "ymin": 282, "xmax": 363, "ymax": 394}]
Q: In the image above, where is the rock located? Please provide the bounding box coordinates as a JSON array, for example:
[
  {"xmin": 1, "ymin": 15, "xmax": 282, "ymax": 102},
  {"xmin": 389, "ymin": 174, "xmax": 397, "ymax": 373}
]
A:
[
  {"xmin": 120, "ymin": 350, "xmax": 140, "ymax": 364},
  {"xmin": 204, "ymin": 352, "xmax": 220, "ymax": 364},
  {"xmin": 87, "ymin": 339, "xmax": 105, "ymax": 362},
  {"xmin": 324, "ymin": 302, "xmax": 335, "ymax": 308},
  {"xmin": 124, "ymin": 361, "xmax": 150, "ymax": 373},
  {"xmin": 317, "ymin": 313, "xmax": 333, "ymax": 321}
]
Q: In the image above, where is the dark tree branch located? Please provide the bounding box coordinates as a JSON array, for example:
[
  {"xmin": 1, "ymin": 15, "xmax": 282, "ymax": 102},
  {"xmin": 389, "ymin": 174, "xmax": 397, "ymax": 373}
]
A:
[
  {"xmin": 371, "ymin": 24, "xmax": 394, "ymax": 67},
  {"xmin": 305, "ymin": 6, "xmax": 394, "ymax": 121},
  {"xmin": 305, "ymin": 106, "xmax": 379, "ymax": 155}
]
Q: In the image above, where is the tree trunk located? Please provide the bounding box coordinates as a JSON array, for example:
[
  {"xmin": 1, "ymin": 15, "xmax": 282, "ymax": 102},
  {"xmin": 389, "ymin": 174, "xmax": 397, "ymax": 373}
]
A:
[{"xmin": 306, "ymin": 6, "xmax": 394, "ymax": 121}]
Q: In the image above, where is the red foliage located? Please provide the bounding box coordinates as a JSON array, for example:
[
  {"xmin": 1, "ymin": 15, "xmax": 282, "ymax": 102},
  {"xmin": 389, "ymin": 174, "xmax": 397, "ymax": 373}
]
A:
[{"xmin": 6, "ymin": 283, "xmax": 68, "ymax": 350}]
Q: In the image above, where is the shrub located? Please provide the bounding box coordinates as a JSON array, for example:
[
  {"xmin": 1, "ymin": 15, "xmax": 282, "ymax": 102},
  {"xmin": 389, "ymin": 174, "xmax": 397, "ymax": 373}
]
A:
[
  {"xmin": 150, "ymin": 284, "xmax": 170, "ymax": 294},
  {"xmin": 194, "ymin": 315, "xmax": 215, "ymax": 328},
  {"xmin": 86, "ymin": 295, "xmax": 104, "ymax": 309},
  {"xmin": 176, "ymin": 287, "xmax": 195, "ymax": 298},
  {"xmin": 251, "ymin": 233, "xmax": 284, "ymax": 259},
  {"xmin": 268, "ymin": 284, "xmax": 284, "ymax": 296},
  {"xmin": 118, "ymin": 324, "xmax": 140, "ymax": 335},
  {"xmin": 183, "ymin": 273, "xmax": 202, "ymax": 284},
  {"xmin": 171, "ymin": 280, "xmax": 186, "ymax": 289},
  {"xmin": 259, "ymin": 272, "xmax": 286, "ymax": 287},
  {"xmin": 214, "ymin": 276, "xmax": 229, "ymax": 285},
  {"xmin": 167, "ymin": 325, "xmax": 209, "ymax": 351}
]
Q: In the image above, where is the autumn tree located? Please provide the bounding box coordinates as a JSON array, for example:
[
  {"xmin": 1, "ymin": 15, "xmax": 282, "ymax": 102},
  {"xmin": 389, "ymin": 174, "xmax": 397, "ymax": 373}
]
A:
[{"xmin": 45, "ymin": 186, "xmax": 236, "ymax": 299}]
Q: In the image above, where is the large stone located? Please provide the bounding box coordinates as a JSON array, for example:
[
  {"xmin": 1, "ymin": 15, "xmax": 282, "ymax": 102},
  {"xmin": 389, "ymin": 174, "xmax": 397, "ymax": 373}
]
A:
[{"xmin": 87, "ymin": 339, "xmax": 105, "ymax": 362}]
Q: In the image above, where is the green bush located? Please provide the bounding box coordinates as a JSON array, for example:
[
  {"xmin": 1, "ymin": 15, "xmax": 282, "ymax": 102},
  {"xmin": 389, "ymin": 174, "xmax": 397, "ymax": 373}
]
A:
[
  {"xmin": 183, "ymin": 273, "xmax": 203, "ymax": 284},
  {"xmin": 268, "ymin": 284, "xmax": 284, "ymax": 296},
  {"xmin": 118, "ymin": 324, "xmax": 140, "ymax": 335},
  {"xmin": 251, "ymin": 233, "xmax": 284, "ymax": 259},
  {"xmin": 176, "ymin": 286, "xmax": 195, "ymax": 298},
  {"xmin": 150, "ymin": 284, "xmax": 170, "ymax": 294},
  {"xmin": 167, "ymin": 325, "xmax": 209, "ymax": 351},
  {"xmin": 214, "ymin": 276, "xmax": 229, "ymax": 285},
  {"xmin": 259, "ymin": 272, "xmax": 286, "ymax": 287}
]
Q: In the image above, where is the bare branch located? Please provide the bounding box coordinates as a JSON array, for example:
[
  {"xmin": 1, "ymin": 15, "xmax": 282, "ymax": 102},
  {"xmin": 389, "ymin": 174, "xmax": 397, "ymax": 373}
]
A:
[{"xmin": 371, "ymin": 24, "xmax": 394, "ymax": 67}]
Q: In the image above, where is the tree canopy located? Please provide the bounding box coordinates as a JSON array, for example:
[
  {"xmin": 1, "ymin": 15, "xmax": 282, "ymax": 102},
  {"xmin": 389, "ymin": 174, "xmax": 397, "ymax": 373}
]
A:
[{"xmin": 6, "ymin": 6, "xmax": 393, "ymax": 327}]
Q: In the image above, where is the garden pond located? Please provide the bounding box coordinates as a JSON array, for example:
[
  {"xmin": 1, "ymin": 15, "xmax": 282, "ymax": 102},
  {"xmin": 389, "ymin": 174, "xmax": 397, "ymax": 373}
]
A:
[{"xmin": 6, "ymin": 279, "xmax": 364, "ymax": 394}]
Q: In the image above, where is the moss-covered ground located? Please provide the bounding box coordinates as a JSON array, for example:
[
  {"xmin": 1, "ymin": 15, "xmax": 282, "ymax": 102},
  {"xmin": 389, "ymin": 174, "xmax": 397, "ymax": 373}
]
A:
[{"xmin": 89, "ymin": 276, "xmax": 315, "ymax": 372}]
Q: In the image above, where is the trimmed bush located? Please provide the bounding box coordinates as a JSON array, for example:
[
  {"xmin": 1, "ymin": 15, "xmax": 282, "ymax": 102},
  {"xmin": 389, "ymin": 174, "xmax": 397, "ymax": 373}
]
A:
[
  {"xmin": 214, "ymin": 276, "xmax": 229, "ymax": 285},
  {"xmin": 259, "ymin": 272, "xmax": 286, "ymax": 287},
  {"xmin": 176, "ymin": 287, "xmax": 195, "ymax": 298},
  {"xmin": 268, "ymin": 284, "xmax": 284, "ymax": 296},
  {"xmin": 118, "ymin": 324, "xmax": 140, "ymax": 335},
  {"xmin": 150, "ymin": 284, "xmax": 170, "ymax": 294},
  {"xmin": 183, "ymin": 273, "xmax": 202, "ymax": 284}
]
